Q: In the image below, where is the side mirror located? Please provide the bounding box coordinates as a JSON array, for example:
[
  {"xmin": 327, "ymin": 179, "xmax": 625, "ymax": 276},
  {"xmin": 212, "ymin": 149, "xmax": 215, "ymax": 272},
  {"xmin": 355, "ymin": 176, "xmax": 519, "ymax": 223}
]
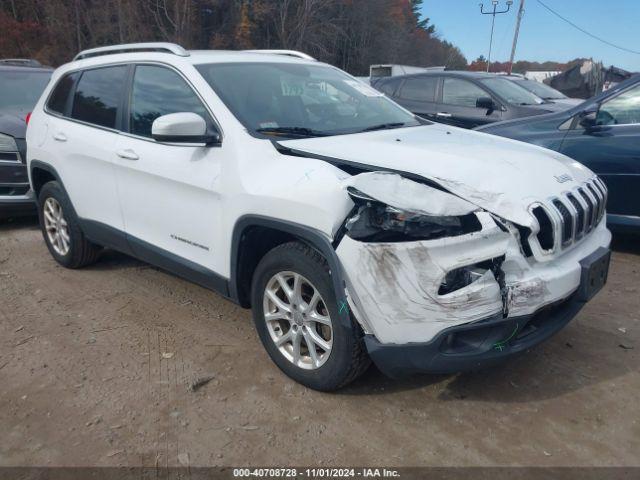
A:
[
  {"xmin": 151, "ymin": 112, "xmax": 221, "ymax": 145},
  {"xmin": 476, "ymin": 96, "xmax": 496, "ymax": 112},
  {"xmin": 579, "ymin": 108, "xmax": 598, "ymax": 129}
]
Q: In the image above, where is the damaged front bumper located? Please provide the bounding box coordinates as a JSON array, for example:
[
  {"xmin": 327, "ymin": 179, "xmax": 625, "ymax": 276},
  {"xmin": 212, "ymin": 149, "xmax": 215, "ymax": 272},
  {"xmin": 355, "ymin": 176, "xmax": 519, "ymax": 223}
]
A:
[
  {"xmin": 337, "ymin": 211, "xmax": 611, "ymax": 376},
  {"xmin": 365, "ymin": 283, "xmax": 601, "ymax": 378}
]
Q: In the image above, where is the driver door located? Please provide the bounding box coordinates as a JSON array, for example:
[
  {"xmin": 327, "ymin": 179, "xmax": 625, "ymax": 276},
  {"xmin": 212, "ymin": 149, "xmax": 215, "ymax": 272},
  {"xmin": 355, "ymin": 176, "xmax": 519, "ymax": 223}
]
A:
[
  {"xmin": 393, "ymin": 76, "xmax": 440, "ymax": 121},
  {"xmin": 559, "ymin": 83, "xmax": 640, "ymax": 221},
  {"xmin": 114, "ymin": 63, "xmax": 225, "ymax": 275},
  {"xmin": 438, "ymin": 77, "xmax": 503, "ymax": 128}
]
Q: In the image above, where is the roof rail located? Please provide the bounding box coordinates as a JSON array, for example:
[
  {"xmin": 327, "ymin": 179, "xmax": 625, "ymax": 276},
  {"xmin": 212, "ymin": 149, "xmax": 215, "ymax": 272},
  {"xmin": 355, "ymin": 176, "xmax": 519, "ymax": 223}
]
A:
[
  {"xmin": 0, "ymin": 58, "xmax": 42, "ymax": 67},
  {"xmin": 243, "ymin": 49, "xmax": 316, "ymax": 61},
  {"xmin": 74, "ymin": 42, "xmax": 189, "ymax": 61}
]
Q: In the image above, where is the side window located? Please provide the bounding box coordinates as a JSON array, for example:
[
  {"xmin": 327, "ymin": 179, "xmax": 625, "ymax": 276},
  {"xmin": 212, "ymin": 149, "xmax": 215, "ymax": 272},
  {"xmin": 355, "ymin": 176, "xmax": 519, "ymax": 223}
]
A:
[
  {"xmin": 377, "ymin": 79, "xmax": 400, "ymax": 96},
  {"xmin": 129, "ymin": 65, "xmax": 210, "ymax": 138},
  {"xmin": 398, "ymin": 77, "xmax": 438, "ymax": 102},
  {"xmin": 597, "ymin": 84, "xmax": 640, "ymax": 126},
  {"xmin": 47, "ymin": 72, "xmax": 79, "ymax": 115},
  {"xmin": 442, "ymin": 78, "xmax": 487, "ymax": 108},
  {"xmin": 71, "ymin": 66, "xmax": 128, "ymax": 129}
]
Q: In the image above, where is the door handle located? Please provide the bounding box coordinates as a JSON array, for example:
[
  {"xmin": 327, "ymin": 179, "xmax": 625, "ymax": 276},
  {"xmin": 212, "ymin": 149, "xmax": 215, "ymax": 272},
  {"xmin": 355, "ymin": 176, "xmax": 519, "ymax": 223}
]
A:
[
  {"xmin": 53, "ymin": 133, "xmax": 67, "ymax": 142},
  {"xmin": 116, "ymin": 149, "xmax": 139, "ymax": 161},
  {"xmin": 436, "ymin": 112, "xmax": 452, "ymax": 118}
]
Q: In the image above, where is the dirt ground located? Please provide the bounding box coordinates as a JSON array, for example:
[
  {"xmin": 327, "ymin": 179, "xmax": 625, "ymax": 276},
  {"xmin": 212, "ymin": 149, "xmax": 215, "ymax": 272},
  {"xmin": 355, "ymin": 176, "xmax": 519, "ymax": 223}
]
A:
[{"xmin": 1, "ymin": 217, "xmax": 638, "ymax": 469}]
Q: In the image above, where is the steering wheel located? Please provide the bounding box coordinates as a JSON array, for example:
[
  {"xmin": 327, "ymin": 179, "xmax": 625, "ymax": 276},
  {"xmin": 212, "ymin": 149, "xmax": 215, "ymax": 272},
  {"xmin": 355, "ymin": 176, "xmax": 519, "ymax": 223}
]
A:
[{"xmin": 306, "ymin": 103, "xmax": 337, "ymax": 121}]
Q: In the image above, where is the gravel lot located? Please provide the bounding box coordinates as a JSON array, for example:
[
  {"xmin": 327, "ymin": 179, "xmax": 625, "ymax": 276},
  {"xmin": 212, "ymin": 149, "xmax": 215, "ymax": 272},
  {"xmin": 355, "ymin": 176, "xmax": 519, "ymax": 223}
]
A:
[{"xmin": 1, "ymin": 217, "xmax": 638, "ymax": 469}]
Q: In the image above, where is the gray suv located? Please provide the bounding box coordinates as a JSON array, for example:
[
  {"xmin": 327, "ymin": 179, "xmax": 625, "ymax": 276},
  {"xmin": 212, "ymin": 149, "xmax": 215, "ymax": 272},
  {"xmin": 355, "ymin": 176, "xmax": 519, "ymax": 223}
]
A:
[
  {"xmin": 0, "ymin": 59, "xmax": 52, "ymax": 219},
  {"xmin": 372, "ymin": 71, "xmax": 572, "ymax": 129}
]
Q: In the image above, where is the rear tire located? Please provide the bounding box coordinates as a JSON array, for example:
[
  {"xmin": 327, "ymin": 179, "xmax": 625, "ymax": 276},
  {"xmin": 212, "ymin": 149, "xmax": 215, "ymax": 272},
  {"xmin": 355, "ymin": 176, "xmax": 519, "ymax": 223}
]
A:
[
  {"xmin": 38, "ymin": 181, "xmax": 102, "ymax": 268},
  {"xmin": 251, "ymin": 241, "xmax": 370, "ymax": 391}
]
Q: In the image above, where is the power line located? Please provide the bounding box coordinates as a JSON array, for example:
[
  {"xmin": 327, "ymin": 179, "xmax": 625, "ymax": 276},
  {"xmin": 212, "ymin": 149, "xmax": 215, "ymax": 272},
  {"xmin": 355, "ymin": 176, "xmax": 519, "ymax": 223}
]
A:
[{"xmin": 536, "ymin": 0, "xmax": 640, "ymax": 55}]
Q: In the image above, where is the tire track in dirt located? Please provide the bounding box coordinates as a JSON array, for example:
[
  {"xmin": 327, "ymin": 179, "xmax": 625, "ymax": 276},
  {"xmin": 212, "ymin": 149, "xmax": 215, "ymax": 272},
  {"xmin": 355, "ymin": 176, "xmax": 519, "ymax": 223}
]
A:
[{"xmin": 3, "ymin": 220, "xmax": 640, "ymax": 467}]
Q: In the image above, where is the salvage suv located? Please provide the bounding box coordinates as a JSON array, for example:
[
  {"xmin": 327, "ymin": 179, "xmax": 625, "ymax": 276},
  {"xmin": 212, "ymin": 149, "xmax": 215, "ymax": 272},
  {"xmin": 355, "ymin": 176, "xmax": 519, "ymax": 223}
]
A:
[{"xmin": 27, "ymin": 43, "xmax": 611, "ymax": 391}]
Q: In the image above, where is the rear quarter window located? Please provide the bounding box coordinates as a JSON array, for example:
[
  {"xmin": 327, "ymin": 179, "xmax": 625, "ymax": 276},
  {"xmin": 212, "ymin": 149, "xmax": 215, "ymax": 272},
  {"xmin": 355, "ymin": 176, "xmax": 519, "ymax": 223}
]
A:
[
  {"xmin": 46, "ymin": 72, "xmax": 79, "ymax": 115},
  {"xmin": 71, "ymin": 66, "xmax": 128, "ymax": 129}
]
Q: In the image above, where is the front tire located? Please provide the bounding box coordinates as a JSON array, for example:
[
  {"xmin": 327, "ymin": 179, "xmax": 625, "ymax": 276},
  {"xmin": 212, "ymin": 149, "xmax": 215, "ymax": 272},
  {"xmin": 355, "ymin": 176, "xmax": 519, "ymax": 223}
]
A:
[
  {"xmin": 38, "ymin": 181, "xmax": 101, "ymax": 268},
  {"xmin": 251, "ymin": 241, "xmax": 370, "ymax": 391}
]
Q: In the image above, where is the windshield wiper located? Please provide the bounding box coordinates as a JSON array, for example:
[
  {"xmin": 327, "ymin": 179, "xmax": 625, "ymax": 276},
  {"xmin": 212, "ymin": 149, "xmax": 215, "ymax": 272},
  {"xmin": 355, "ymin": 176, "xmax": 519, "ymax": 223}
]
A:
[
  {"xmin": 360, "ymin": 122, "xmax": 408, "ymax": 132},
  {"xmin": 255, "ymin": 126, "xmax": 329, "ymax": 138}
]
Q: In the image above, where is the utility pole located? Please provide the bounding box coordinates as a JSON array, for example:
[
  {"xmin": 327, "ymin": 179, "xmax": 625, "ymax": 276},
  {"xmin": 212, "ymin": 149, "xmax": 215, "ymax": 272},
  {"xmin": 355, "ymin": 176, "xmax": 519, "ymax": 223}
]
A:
[
  {"xmin": 479, "ymin": 1, "xmax": 514, "ymax": 72},
  {"xmin": 508, "ymin": 0, "xmax": 526, "ymax": 74}
]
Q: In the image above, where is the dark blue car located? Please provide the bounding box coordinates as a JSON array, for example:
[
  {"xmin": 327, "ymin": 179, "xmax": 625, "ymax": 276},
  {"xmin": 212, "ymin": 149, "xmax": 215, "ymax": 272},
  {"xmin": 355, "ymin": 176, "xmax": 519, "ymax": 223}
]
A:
[{"xmin": 477, "ymin": 74, "xmax": 640, "ymax": 234}]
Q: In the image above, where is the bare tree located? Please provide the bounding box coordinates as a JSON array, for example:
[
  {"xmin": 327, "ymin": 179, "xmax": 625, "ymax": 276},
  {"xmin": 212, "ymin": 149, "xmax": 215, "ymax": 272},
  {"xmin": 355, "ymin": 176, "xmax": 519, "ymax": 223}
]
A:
[{"xmin": 0, "ymin": 0, "xmax": 468, "ymax": 72}]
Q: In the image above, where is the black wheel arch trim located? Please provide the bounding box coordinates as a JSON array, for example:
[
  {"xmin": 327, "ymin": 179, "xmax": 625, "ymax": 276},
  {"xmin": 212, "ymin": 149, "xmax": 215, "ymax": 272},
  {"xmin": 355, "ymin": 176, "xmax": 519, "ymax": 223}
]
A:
[
  {"xmin": 230, "ymin": 214, "xmax": 351, "ymax": 327},
  {"xmin": 29, "ymin": 160, "xmax": 84, "ymax": 223},
  {"xmin": 29, "ymin": 160, "xmax": 65, "ymax": 196},
  {"xmin": 29, "ymin": 163, "xmax": 351, "ymax": 323},
  {"xmin": 27, "ymin": 162, "xmax": 231, "ymax": 299}
]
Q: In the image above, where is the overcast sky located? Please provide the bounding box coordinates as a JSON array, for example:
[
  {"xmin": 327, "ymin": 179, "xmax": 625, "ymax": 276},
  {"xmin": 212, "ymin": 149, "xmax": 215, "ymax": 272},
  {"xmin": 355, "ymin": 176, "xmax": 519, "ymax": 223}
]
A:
[{"xmin": 420, "ymin": 0, "xmax": 639, "ymax": 71}]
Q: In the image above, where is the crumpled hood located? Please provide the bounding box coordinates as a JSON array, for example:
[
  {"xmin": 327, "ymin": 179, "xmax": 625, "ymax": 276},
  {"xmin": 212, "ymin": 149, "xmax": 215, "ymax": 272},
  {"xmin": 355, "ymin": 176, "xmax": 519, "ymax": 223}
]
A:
[{"xmin": 278, "ymin": 123, "xmax": 594, "ymax": 227}]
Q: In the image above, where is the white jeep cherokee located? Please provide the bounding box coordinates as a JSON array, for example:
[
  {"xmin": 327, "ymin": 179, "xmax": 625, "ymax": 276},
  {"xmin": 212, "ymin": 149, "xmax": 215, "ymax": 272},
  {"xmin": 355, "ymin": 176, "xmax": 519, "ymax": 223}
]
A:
[{"xmin": 27, "ymin": 43, "xmax": 611, "ymax": 391}]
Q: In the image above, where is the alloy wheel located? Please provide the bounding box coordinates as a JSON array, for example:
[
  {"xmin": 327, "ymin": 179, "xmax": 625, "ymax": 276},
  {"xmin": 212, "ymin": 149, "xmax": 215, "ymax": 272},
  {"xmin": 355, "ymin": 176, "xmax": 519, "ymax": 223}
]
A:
[
  {"xmin": 43, "ymin": 197, "xmax": 71, "ymax": 256},
  {"xmin": 262, "ymin": 271, "xmax": 333, "ymax": 370}
]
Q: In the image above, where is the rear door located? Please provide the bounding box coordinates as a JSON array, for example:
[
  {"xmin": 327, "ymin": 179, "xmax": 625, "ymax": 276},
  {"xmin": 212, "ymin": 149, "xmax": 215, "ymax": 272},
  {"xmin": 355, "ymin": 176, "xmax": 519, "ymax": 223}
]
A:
[
  {"xmin": 114, "ymin": 63, "xmax": 225, "ymax": 274},
  {"xmin": 559, "ymin": 82, "xmax": 640, "ymax": 220},
  {"xmin": 439, "ymin": 77, "xmax": 503, "ymax": 128},
  {"xmin": 46, "ymin": 65, "xmax": 128, "ymax": 233},
  {"xmin": 393, "ymin": 76, "xmax": 440, "ymax": 120}
]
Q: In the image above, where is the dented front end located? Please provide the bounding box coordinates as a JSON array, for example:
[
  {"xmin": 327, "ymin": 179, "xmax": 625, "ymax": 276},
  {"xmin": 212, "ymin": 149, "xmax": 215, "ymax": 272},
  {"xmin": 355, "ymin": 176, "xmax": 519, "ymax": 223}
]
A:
[{"xmin": 335, "ymin": 172, "xmax": 611, "ymax": 374}]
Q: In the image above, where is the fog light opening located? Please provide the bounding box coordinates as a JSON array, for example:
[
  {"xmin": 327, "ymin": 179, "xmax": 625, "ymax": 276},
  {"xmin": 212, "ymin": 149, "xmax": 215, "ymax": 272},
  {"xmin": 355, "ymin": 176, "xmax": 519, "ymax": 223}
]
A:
[{"xmin": 438, "ymin": 264, "xmax": 487, "ymax": 296}]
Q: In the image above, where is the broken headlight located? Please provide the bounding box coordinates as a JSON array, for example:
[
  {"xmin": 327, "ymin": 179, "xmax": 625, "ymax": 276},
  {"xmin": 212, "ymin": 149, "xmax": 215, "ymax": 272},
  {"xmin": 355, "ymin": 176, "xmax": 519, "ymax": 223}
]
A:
[{"xmin": 344, "ymin": 188, "xmax": 482, "ymax": 243}]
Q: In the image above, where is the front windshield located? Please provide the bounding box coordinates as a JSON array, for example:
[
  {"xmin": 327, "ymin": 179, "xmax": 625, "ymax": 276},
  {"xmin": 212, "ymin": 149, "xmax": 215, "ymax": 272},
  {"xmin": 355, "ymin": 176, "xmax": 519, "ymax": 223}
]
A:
[
  {"xmin": 480, "ymin": 77, "xmax": 545, "ymax": 106},
  {"xmin": 516, "ymin": 79, "xmax": 567, "ymax": 100},
  {"xmin": 196, "ymin": 62, "xmax": 421, "ymax": 137},
  {"xmin": 0, "ymin": 70, "xmax": 51, "ymax": 111}
]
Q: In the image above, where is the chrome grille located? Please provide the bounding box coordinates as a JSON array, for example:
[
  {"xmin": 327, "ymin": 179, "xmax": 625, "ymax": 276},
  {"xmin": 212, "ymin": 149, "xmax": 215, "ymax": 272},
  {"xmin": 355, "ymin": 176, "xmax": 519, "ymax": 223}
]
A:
[
  {"xmin": 552, "ymin": 199, "xmax": 573, "ymax": 244},
  {"xmin": 566, "ymin": 193, "xmax": 585, "ymax": 239},
  {"xmin": 531, "ymin": 178, "xmax": 607, "ymax": 255},
  {"xmin": 578, "ymin": 187, "xmax": 595, "ymax": 233}
]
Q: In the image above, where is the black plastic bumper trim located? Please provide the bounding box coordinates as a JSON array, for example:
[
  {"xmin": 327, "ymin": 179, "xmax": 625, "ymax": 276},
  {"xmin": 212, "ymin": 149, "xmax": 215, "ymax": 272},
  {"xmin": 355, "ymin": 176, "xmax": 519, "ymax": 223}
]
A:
[
  {"xmin": 365, "ymin": 294, "xmax": 588, "ymax": 378},
  {"xmin": 366, "ymin": 246, "xmax": 611, "ymax": 378}
]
